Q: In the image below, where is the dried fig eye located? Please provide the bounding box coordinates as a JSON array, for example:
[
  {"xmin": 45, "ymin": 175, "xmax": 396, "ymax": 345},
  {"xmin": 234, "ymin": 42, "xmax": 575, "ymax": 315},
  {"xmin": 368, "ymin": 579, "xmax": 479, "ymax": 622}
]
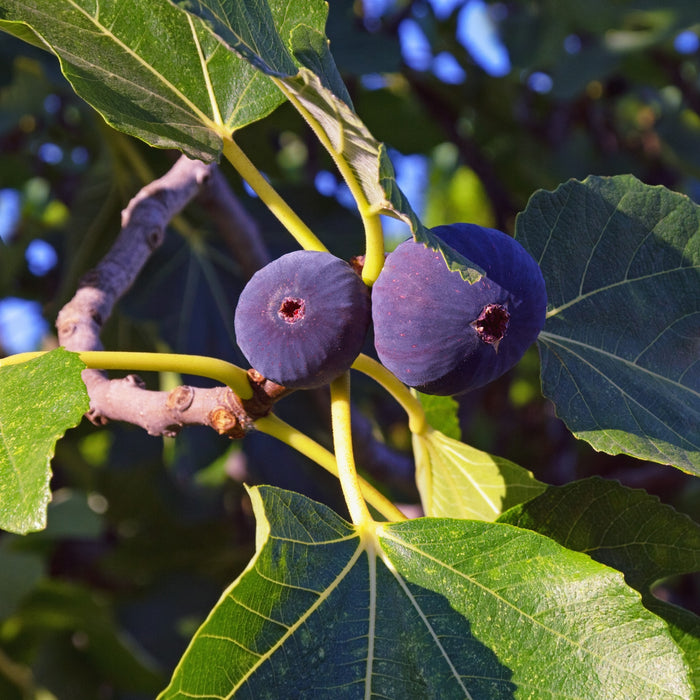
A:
[
  {"xmin": 371, "ymin": 223, "xmax": 547, "ymax": 395},
  {"xmin": 234, "ymin": 250, "xmax": 371, "ymax": 389}
]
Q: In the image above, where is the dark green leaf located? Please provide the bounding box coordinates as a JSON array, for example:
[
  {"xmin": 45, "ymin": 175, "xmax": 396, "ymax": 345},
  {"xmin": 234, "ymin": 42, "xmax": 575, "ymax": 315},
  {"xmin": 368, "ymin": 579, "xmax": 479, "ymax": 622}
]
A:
[
  {"xmin": 516, "ymin": 175, "xmax": 700, "ymax": 473},
  {"xmin": 17, "ymin": 580, "xmax": 164, "ymax": 693},
  {"xmin": 290, "ymin": 23, "xmax": 353, "ymax": 107},
  {"xmin": 0, "ymin": 348, "xmax": 88, "ymax": 534},
  {"xmin": 0, "ymin": 0, "xmax": 298, "ymax": 159},
  {"xmin": 159, "ymin": 486, "xmax": 692, "ymax": 699},
  {"xmin": 0, "ymin": 547, "xmax": 43, "ymax": 619},
  {"xmin": 498, "ymin": 476, "xmax": 700, "ymax": 591}
]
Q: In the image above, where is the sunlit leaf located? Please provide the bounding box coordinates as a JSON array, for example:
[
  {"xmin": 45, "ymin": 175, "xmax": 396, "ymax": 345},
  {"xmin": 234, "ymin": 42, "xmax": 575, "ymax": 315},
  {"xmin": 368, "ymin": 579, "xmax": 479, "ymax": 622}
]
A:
[
  {"xmin": 412, "ymin": 428, "xmax": 545, "ymax": 520},
  {"xmin": 499, "ymin": 476, "xmax": 700, "ymax": 590},
  {"xmin": 416, "ymin": 392, "xmax": 462, "ymax": 441},
  {"xmin": 516, "ymin": 175, "xmax": 700, "ymax": 473},
  {"xmin": 0, "ymin": 0, "xmax": 317, "ymax": 159},
  {"xmin": 159, "ymin": 486, "xmax": 692, "ymax": 699},
  {"xmin": 499, "ymin": 476, "xmax": 700, "ymax": 693},
  {"xmin": 0, "ymin": 349, "xmax": 88, "ymax": 534}
]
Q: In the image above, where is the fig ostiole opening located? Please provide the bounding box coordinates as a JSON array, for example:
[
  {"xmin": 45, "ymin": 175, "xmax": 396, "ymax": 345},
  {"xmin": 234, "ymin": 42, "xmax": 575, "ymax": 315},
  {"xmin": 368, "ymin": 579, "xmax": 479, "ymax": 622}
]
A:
[
  {"xmin": 472, "ymin": 303, "xmax": 510, "ymax": 347},
  {"xmin": 278, "ymin": 297, "xmax": 305, "ymax": 323}
]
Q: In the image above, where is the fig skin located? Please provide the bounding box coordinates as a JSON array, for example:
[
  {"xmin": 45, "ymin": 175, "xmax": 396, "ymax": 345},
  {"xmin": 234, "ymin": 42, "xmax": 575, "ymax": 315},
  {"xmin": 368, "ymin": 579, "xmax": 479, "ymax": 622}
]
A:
[
  {"xmin": 371, "ymin": 223, "xmax": 547, "ymax": 395},
  {"xmin": 234, "ymin": 250, "xmax": 371, "ymax": 389}
]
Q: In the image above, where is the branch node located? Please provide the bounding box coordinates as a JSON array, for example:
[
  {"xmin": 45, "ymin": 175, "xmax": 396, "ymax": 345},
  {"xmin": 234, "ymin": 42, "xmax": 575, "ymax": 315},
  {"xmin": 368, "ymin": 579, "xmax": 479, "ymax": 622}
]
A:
[
  {"xmin": 243, "ymin": 369, "xmax": 290, "ymax": 419},
  {"xmin": 209, "ymin": 406, "xmax": 246, "ymax": 439},
  {"xmin": 86, "ymin": 407, "xmax": 108, "ymax": 426},
  {"xmin": 125, "ymin": 374, "xmax": 146, "ymax": 389},
  {"xmin": 167, "ymin": 385, "xmax": 195, "ymax": 411},
  {"xmin": 162, "ymin": 425, "xmax": 181, "ymax": 438}
]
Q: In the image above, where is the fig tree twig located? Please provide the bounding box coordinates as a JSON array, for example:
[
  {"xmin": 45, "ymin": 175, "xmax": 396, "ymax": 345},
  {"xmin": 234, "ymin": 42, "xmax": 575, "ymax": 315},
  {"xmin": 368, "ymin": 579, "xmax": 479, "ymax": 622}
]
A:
[
  {"xmin": 57, "ymin": 154, "xmax": 213, "ymax": 355},
  {"xmin": 54, "ymin": 154, "xmax": 284, "ymax": 437}
]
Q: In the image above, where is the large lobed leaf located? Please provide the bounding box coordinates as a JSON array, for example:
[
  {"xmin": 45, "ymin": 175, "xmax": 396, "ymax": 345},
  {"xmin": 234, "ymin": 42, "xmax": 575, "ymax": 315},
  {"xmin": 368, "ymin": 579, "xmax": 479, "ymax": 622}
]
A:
[
  {"xmin": 498, "ymin": 476, "xmax": 700, "ymax": 592},
  {"xmin": 0, "ymin": 348, "xmax": 88, "ymax": 533},
  {"xmin": 0, "ymin": 0, "xmax": 485, "ymax": 281},
  {"xmin": 159, "ymin": 485, "xmax": 692, "ymax": 699},
  {"xmin": 516, "ymin": 175, "xmax": 700, "ymax": 474},
  {"xmin": 0, "ymin": 0, "xmax": 326, "ymax": 159}
]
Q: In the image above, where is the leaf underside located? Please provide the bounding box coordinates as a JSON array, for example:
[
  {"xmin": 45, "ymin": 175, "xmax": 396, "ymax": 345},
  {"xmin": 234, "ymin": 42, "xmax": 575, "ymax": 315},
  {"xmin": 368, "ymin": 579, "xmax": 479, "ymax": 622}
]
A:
[
  {"xmin": 0, "ymin": 0, "xmax": 327, "ymax": 158},
  {"xmin": 412, "ymin": 428, "xmax": 546, "ymax": 520},
  {"xmin": 159, "ymin": 486, "xmax": 692, "ymax": 700}
]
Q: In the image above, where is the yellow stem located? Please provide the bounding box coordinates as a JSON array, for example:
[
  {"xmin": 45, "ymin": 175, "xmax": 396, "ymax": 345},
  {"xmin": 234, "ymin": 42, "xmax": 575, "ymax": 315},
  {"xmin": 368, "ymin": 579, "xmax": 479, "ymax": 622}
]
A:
[
  {"xmin": 360, "ymin": 213, "xmax": 386, "ymax": 286},
  {"xmin": 0, "ymin": 350, "xmax": 252, "ymax": 399},
  {"xmin": 271, "ymin": 79, "xmax": 386, "ymax": 285},
  {"xmin": 351, "ymin": 354, "xmax": 428, "ymax": 435},
  {"xmin": 2, "ymin": 350, "xmax": 407, "ymax": 521},
  {"xmin": 255, "ymin": 414, "xmax": 405, "ymax": 522},
  {"xmin": 329, "ymin": 373, "xmax": 373, "ymax": 527},
  {"xmin": 222, "ymin": 136, "xmax": 328, "ymax": 253}
]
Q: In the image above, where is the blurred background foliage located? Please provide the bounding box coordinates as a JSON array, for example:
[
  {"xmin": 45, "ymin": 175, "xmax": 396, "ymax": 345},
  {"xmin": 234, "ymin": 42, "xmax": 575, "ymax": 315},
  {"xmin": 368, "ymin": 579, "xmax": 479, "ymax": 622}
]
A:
[{"xmin": 0, "ymin": 1, "xmax": 699, "ymax": 697}]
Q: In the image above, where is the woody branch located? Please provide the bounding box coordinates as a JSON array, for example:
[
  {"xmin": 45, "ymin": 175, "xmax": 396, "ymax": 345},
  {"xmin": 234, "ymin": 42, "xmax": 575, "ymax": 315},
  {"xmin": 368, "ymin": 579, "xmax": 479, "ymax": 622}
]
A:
[{"xmin": 55, "ymin": 154, "xmax": 282, "ymax": 438}]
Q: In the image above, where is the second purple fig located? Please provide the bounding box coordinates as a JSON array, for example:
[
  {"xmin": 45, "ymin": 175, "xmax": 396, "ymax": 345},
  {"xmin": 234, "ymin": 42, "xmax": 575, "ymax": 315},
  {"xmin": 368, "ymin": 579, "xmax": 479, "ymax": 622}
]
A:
[{"xmin": 371, "ymin": 223, "xmax": 547, "ymax": 395}]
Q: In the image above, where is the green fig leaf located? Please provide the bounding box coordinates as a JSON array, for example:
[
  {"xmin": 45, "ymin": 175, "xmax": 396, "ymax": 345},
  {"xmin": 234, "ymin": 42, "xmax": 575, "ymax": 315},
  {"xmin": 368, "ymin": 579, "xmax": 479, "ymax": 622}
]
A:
[
  {"xmin": 498, "ymin": 476, "xmax": 700, "ymax": 693},
  {"xmin": 159, "ymin": 485, "xmax": 692, "ymax": 699},
  {"xmin": 0, "ymin": 349, "xmax": 88, "ymax": 534},
  {"xmin": 498, "ymin": 476, "xmax": 700, "ymax": 591},
  {"xmin": 516, "ymin": 174, "xmax": 700, "ymax": 473},
  {"xmin": 416, "ymin": 392, "xmax": 462, "ymax": 441},
  {"xmin": 0, "ymin": 0, "xmax": 316, "ymax": 159},
  {"xmin": 0, "ymin": 0, "xmax": 484, "ymax": 281},
  {"xmin": 412, "ymin": 428, "xmax": 545, "ymax": 520}
]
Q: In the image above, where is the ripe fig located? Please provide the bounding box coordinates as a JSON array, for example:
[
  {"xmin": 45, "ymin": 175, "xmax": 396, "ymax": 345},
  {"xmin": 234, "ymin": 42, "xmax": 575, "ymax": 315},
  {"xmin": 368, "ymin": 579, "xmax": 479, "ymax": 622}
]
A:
[
  {"xmin": 371, "ymin": 223, "xmax": 547, "ymax": 395},
  {"xmin": 234, "ymin": 250, "xmax": 371, "ymax": 389}
]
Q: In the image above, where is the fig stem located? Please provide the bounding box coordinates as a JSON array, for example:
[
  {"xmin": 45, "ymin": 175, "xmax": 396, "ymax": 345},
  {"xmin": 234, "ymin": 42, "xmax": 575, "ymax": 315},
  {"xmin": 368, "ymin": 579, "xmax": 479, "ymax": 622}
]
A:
[
  {"xmin": 330, "ymin": 373, "xmax": 374, "ymax": 527},
  {"xmin": 352, "ymin": 354, "xmax": 428, "ymax": 435},
  {"xmin": 360, "ymin": 213, "xmax": 386, "ymax": 286},
  {"xmin": 222, "ymin": 137, "xmax": 329, "ymax": 254},
  {"xmin": 1, "ymin": 350, "xmax": 253, "ymax": 399},
  {"xmin": 272, "ymin": 80, "xmax": 386, "ymax": 286},
  {"xmin": 255, "ymin": 414, "xmax": 406, "ymax": 522}
]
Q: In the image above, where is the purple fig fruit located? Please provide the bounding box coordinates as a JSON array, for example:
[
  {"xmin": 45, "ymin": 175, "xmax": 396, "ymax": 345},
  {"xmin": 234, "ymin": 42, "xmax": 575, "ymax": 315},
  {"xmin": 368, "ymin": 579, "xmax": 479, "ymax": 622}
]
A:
[
  {"xmin": 371, "ymin": 223, "xmax": 547, "ymax": 395},
  {"xmin": 234, "ymin": 250, "xmax": 371, "ymax": 389}
]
